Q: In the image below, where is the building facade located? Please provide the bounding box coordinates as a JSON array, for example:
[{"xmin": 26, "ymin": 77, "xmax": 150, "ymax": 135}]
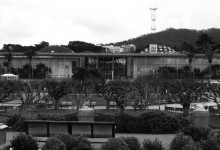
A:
[{"xmin": 0, "ymin": 45, "xmax": 220, "ymax": 79}]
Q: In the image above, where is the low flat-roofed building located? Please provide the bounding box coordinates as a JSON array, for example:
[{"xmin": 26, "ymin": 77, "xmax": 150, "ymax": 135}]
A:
[{"xmin": 0, "ymin": 44, "xmax": 219, "ymax": 80}]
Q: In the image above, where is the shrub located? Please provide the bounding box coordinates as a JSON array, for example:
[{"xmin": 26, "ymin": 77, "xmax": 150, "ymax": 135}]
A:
[
  {"xmin": 54, "ymin": 134, "xmax": 93, "ymax": 150},
  {"xmin": 54, "ymin": 133, "xmax": 73, "ymax": 150},
  {"xmin": 121, "ymin": 137, "xmax": 141, "ymax": 150},
  {"xmin": 1, "ymin": 143, "xmax": 11, "ymax": 150},
  {"xmin": 6, "ymin": 114, "xmax": 27, "ymax": 132},
  {"xmin": 174, "ymin": 115, "xmax": 192, "ymax": 129},
  {"xmin": 182, "ymin": 141, "xmax": 202, "ymax": 150},
  {"xmin": 10, "ymin": 133, "xmax": 38, "ymax": 150},
  {"xmin": 116, "ymin": 113, "xmax": 139, "ymax": 133},
  {"xmin": 42, "ymin": 137, "xmax": 66, "ymax": 150},
  {"xmin": 71, "ymin": 134, "xmax": 93, "ymax": 150},
  {"xmin": 6, "ymin": 114, "xmax": 22, "ymax": 127},
  {"xmin": 201, "ymin": 133, "xmax": 220, "ymax": 150},
  {"xmin": 170, "ymin": 132, "xmax": 193, "ymax": 150},
  {"xmin": 181, "ymin": 125, "xmax": 211, "ymax": 142},
  {"xmin": 95, "ymin": 114, "xmax": 116, "ymax": 122},
  {"xmin": 101, "ymin": 138, "xmax": 129, "ymax": 150},
  {"xmin": 36, "ymin": 113, "xmax": 65, "ymax": 121},
  {"xmin": 139, "ymin": 111, "xmax": 180, "ymax": 134},
  {"xmin": 12, "ymin": 117, "xmax": 27, "ymax": 132},
  {"xmin": 142, "ymin": 139, "xmax": 164, "ymax": 150},
  {"xmin": 64, "ymin": 114, "xmax": 78, "ymax": 121}
]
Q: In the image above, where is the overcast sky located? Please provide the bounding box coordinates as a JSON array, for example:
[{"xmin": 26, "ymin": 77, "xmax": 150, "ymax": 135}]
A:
[{"xmin": 0, "ymin": 0, "xmax": 219, "ymax": 48}]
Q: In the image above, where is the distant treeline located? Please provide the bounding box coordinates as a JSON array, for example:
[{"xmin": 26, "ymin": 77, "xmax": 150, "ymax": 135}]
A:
[{"xmin": 111, "ymin": 28, "xmax": 220, "ymax": 53}]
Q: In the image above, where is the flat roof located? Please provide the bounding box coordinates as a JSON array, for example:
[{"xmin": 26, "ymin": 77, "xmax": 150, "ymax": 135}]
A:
[{"xmin": 0, "ymin": 52, "xmax": 216, "ymax": 58}]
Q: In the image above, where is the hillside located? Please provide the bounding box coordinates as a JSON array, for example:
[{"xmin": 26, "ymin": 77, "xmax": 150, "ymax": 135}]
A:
[{"xmin": 111, "ymin": 28, "xmax": 220, "ymax": 52}]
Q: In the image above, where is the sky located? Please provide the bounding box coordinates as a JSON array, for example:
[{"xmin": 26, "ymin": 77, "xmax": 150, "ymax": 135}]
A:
[{"xmin": 0, "ymin": 0, "xmax": 219, "ymax": 48}]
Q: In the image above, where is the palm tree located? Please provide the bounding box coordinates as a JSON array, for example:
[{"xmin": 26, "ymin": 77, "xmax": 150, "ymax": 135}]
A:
[
  {"xmin": 196, "ymin": 34, "xmax": 216, "ymax": 81},
  {"xmin": 23, "ymin": 46, "xmax": 37, "ymax": 79},
  {"xmin": 72, "ymin": 67, "xmax": 104, "ymax": 84},
  {"xmin": 72, "ymin": 67, "xmax": 104, "ymax": 107},
  {"xmin": 2, "ymin": 44, "xmax": 14, "ymax": 73},
  {"xmin": 181, "ymin": 42, "xmax": 197, "ymax": 79},
  {"xmin": 4, "ymin": 52, "xmax": 12, "ymax": 73}
]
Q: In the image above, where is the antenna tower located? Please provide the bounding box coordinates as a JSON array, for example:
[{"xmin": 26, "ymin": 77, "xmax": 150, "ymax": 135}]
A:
[{"xmin": 150, "ymin": 0, "xmax": 157, "ymax": 33}]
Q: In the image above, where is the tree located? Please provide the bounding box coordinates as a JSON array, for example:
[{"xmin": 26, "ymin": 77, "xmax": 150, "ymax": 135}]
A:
[
  {"xmin": 1, "ymin": 44, "xmax": 24, "ymax": 52},
  {"xmin": 33, "ymin": 63, "xmax": 51, "ymax": 79},
  {"xmin": 157, "ymin": 66, "xmax": 177, "ymax": 78},
  {"xmin": 67, "ymin": 41, "xmax": 105, "ymax": 53},
  {"xmin": 12, "ymin": 81, "xmax": 47, "ymax": 112},
  {"xmin": 181, "ymin": 42, "xmax": 197, "ymax": 79},
  {"xmin": 23, "ymin": 46, "xmax": 37, "ymax": 78},
  {"xmin": 71, "ymin": 67, "xmax": 104, "ymax": 109},
  {"xmin": 45, "ymin": 80, "xmax": 70, "ymax": 110},
  {"xmin": 2, "ymin": 45, "xmax": 13, "ymax": 73},
  {"xmin": 132, "ymin": 75, "xmax": 158, "ymax": 110},
  {"xmin": 196, "ymin": 34, "xmax": 217, "ymax": 81},
  {"xmin": 0, "ymin": 80, "xmax": 14, "ymax": 102},
  {"xmin": 205, "ymin": 83, "xmax": 220, "ymax": 113},
  {"xmin": 69, "ymin": 80, "xmax": 89, "ymax": 111},
  {"xmin": 18, "ymin": 64, "xmax": 31, "ymax": 79},
  {"xmin": 101, "ymin": 80, "xmax": 132, "ymax": 113},
  {"xmin": 34, "ymin": 41, "xmax": 49, "ymax": 51},
  {"xmin": 72, "ymin": 67, "xmax": 104, "ymax": 85},
  {"xmin": 166, "ymin": 80, "xmax": 204, "ymax": 117}
]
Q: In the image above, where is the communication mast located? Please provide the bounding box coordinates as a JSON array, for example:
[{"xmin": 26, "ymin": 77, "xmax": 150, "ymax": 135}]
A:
[{"xmin": 149, "ymin": 0, "xmax": 157, "ymax": 33}]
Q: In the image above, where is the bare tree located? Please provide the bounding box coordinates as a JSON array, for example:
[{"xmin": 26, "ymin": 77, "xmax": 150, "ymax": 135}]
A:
[
  {"xmin": 132, "ymin": 76, "xmax": 159, "ymax": 110},
  {"xmin": 205, "ymin": 83, "xmax": 220, "ymax": 113},
  {"xmin": 101, "ymin": 80, "xmax": 132, "ymax": 113},
  {"xmin": 69, "ymin": 80, "xmax": 89, "ymax": 111},
  {"xmin": 12, "ymin": 81, "xmax": 47, "ymax": 112},
  {"xmin": 166, "ymin": 79, "xmax": 204, "ymax": 117}
]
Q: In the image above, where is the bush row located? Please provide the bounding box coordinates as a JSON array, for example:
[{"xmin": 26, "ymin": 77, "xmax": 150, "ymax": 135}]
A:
[
  {"xmin": 114, "ymin": 111, "xmax": 191, "ymax": 134},
  {"xmin": 6, "ymin": 111, "xmax": 191, "ymax": 134},
  {"xmin": 6, "ymin": 125, "xmax": 219, "ymax": 150},
  {"xmin": 7, "ymin": 133, "xmax": 164, "ymax": 150},
  {"xmin": 170, "ymin": 125, "xmax": 220, "ymax": 150}
]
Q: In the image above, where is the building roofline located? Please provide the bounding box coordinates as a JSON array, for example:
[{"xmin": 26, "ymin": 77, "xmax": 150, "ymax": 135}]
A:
[{"xmin": 0, "ymin": 52, "xmax": 219, "ymax": 58}]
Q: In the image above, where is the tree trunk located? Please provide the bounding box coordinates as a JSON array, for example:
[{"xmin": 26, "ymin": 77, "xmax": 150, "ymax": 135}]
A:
[
  {"xmin": 54, "ymin": 99, "xmax": 59, "ymax": 110},
  {"xmin": 209, "ymin": 62, "xmax": 212, "ymax": 82},
  {"xmin": 75, "ymin": 94, "xmax": 80, "ymax": 111},
  {"xmin": 29, "ymin": 59, "xmax": 32, "ymax": 79},
  {"xmin": 76, "ymin": 101, "xmax": 80, "ymax": 111},
  {"xmin": 118, "ymin": 106, "xmax": 125, "ymax": 113},
  {"xmin": 8, "ymin": 60, "xmax": 11, "ymax": 73},
  {"xmin": 106, "ymin": 99, "xmax": 110, "ymax": 110},
  {"xmin": 157, "ymin": 100, "xmax": 161, "ymax": 110},
  {"xmin": 217, "ymin": 103, "xmax": 220, "ymax": 114},
  {"xmin": 183, "ymin": 105, "xmax": 190, "ymax": 117},
  {"xmin": 189, "ymin": 61, "xmax": 192, "ymax": 79}
]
